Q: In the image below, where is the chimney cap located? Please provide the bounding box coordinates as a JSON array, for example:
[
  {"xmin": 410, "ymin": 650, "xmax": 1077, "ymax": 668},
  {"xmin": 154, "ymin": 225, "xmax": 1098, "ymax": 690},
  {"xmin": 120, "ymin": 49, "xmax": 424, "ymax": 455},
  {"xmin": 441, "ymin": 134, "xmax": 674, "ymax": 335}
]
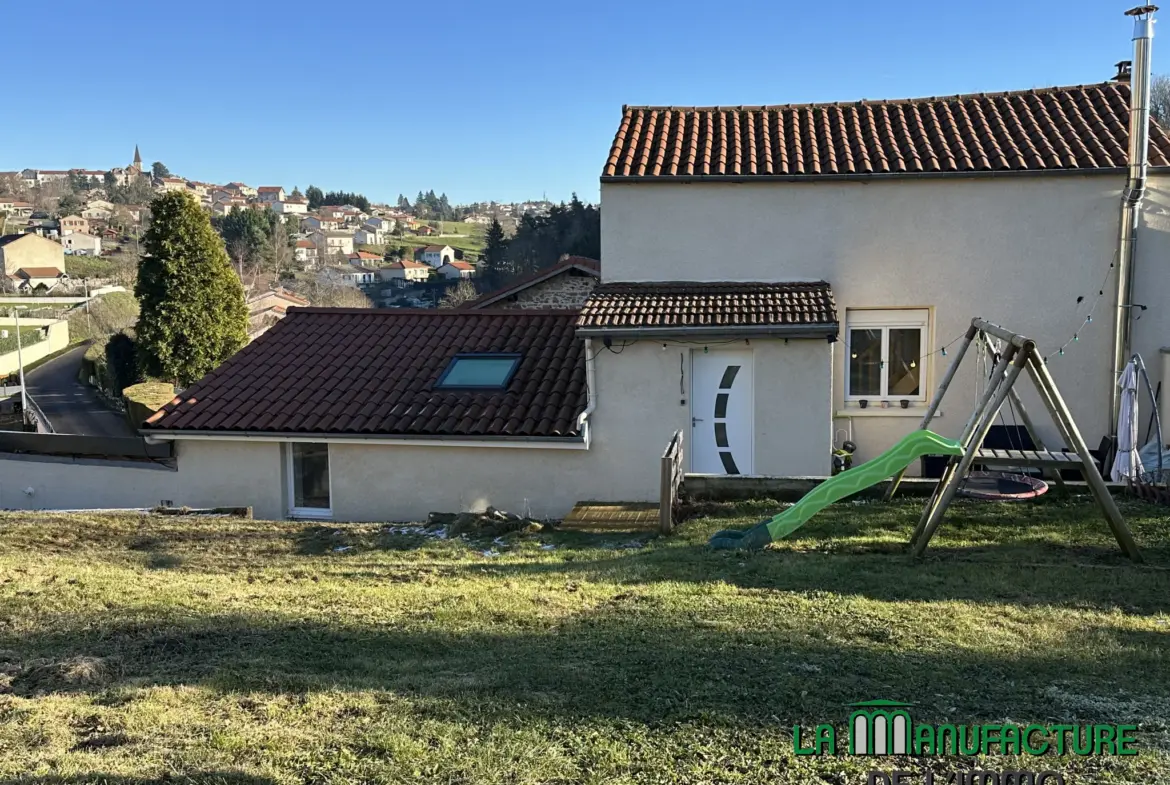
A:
[
  {"xmin": 1115, "ymin": 60, "xmax": 1134, "ymax": 81},
  {"xmin": 1125, "ymin": 5, "xmax": 1158, "ymax": 16}
]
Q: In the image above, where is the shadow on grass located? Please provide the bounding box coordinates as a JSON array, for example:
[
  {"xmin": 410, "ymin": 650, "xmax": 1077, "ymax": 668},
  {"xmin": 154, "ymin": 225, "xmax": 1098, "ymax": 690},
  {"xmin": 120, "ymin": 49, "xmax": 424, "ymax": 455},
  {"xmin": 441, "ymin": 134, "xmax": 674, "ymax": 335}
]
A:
[
  {"xmin": 3, "ymin": 608, "xmax": 1167, "ymax": 730},
  {"xmin": 0, "ymin": 774, "xmax": 274, "ymax": 785}
]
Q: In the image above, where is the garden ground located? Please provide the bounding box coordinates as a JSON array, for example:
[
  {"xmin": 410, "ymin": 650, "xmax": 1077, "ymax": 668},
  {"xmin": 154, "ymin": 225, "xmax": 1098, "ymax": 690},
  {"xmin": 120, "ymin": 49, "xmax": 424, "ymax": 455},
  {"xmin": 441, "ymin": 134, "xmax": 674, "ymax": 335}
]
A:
[{"xmin": 0, "ymin": 495, "xmax": 1167, "ymax": 784}]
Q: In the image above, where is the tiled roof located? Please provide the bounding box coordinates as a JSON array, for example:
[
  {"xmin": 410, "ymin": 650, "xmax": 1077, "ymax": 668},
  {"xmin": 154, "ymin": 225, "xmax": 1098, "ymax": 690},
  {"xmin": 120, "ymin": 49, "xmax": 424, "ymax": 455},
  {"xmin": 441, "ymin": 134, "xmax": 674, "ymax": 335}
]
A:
[
  {"xmin": 14, "ymin": 266, "xmax": 65, "ymax": 279},
  {"xmin": 445, "ymin": 261, "xmax": 474, "ymax": 270},
  {"xmin": 295, "ymin": 239, "xmax": 315, "ymax": 248},
  {"xmin": 386, "ymin": 260, "xmax": 429, "ymax": 270},
  {"xmin": 577, "ymin": 281, "xmax": 837, "ymax": 336},
  {"xmin": 350, "ymin": 251, "xmax": 382, "ymax": 260},
  {"xmin": 257, "ymin": 186, "xmax": 283, "ymax": 192},
  {"xmin": 466, "ymin": 255, "xmax": 599, "ymax": 309},
  {"xmin": 602, "ymin": 82, "xmax": 1170, "ymax": 181},
  {"xmin": 144, "ymin": 309, "xmax": 587, "ymax": 438}
]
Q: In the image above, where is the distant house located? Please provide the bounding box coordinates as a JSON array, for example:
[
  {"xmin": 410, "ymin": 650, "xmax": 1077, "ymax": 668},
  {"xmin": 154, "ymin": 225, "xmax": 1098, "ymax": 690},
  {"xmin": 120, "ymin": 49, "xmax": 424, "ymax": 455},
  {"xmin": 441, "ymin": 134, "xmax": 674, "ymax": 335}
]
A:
[
  {"xmin": 378, "ymin": 259, "xmax": 431, "ymax": 287},
  {"xmin": 364, "ymin": 216, "xmax": 396, "ymax": 233},
  {"xmin": 224, "ymin": 182, "xmax": 257, "ymax": 198},
  {"xmin": 465, "ymin": 214, "xmax": 493, "ymax": 225},
  {"xmin": 418, "ymin": 244, "xmax": 454, "ymax": 267},
  {"xmin": 466, "ymin": 255, "xmax": 600, "ymax": 310},
  {"xmin": 437, "ymin": 260, "xmax": 475, "ymax": 279},
  {"xmin": 212, "ymin": 198, "xmax": 249, "ymax": 216},
  {"xmin": 352, "ymin": 228, "xmax": 385, "ymax": 246},
  {"xmin": 156, "ymin": 177, "xmax": 188, "ymax": 193},
  {"xmin": 310, "ymin": 231, "xmax": 354, "ymax": 256},
  {"xmin": 0, "ymin": 233, "xmax": 66, "ymax": 291},
  {"xmin": 0, "ymin": 200, "xmax": 34, "ymax": 218},
  {"xmin": 412, "ymin": 224, "xmax": 438, "ymax": 236},
  {"xmin": 257, "ymin": 186, "xmax": 286, "ymax": 203},
  {"xmin": 294, "ymin": 238, "xmax": 316, "ymax": 264},
  {"xmin": 81, "ymin": 201, "xmax": 113, "ymax": 221},
  {"xmin": 319, "ymin": 265, "xmax": 375, "ymax": 288},
  {"xmin": 317, "ymin": 206, "xmax": 346, "ymax": 219},
  {"xmin": 348, "ymin": 250, "xmax": 383, "ymax": 267},
  {"xmin": 59, "ymin": 215, "xmax": 89, "ymax": 235},
  {"xmin": 62, "ymin": 232, "xmax": 102, "ymax": 255},
  {"xmin": 247, "ymin": 288, "xmax": 310, "ymax": 341},
  {"xmin": 303, "ymin": 215, "xmax": 340, "ymax": 232},
  {"xmin": 272, "ymin": 198, "xmax": 308, "ymax": 216}
]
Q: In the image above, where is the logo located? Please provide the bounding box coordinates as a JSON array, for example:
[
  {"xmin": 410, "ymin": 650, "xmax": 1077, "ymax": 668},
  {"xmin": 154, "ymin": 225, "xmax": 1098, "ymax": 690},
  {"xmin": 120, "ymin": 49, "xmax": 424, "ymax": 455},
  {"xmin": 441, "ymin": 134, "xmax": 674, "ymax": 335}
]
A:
[{"xmin": 793, "ymin": 699, "xmax": 1140, "ymax": 784}]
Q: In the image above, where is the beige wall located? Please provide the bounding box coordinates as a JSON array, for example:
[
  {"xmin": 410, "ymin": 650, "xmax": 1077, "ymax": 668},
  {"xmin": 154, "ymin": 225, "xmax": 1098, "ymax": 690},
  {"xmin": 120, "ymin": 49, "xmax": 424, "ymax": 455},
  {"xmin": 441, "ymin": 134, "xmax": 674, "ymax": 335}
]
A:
[
  {"xmin": 0, "ymin": 318, "xmax": 68, "ymax": 376},
  {"xmin": 601, "ymin": 175, "xmax": 1170, "ymax": 468},
  {"xmin": 0, "ymin": 234, "xmax": 65, "ymax": 276},
  {"xmin": 0, "ymin": 440, "xmax": 285, "ymax": 518}
]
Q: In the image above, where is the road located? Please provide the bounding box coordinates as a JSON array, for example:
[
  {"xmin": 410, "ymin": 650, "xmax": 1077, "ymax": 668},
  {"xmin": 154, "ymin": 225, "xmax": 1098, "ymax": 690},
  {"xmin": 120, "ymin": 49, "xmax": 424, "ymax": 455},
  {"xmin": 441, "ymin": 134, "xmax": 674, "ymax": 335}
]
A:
[{"xmin": 25, "ymin": 344, "xmax": 137, "ymax": 437}]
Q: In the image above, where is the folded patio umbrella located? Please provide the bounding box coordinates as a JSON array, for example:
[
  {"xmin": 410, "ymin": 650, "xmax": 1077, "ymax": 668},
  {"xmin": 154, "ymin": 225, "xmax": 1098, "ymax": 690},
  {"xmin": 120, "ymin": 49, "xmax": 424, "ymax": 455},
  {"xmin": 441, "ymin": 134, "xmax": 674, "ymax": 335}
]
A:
[{"xmin": 1111, "ymin": 360, "xmax": 1140, "ymax": 482}]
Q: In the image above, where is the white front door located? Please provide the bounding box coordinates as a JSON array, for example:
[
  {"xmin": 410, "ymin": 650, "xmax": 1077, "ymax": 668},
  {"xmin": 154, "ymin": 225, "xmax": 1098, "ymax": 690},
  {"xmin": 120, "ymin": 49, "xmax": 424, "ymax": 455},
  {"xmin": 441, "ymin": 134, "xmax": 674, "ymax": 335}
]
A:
[{"xmin": 691, "ymin": 349, "xmax": 754, "ymax": 475}]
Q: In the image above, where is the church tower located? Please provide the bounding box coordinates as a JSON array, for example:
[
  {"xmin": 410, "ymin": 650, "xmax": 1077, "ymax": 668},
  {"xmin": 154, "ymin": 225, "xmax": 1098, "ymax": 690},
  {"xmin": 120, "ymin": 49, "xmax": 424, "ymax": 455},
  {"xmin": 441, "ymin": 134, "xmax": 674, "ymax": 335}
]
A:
[{"xmin": 131, "ymin": 144, "xmax": 142, "ymax": 173}]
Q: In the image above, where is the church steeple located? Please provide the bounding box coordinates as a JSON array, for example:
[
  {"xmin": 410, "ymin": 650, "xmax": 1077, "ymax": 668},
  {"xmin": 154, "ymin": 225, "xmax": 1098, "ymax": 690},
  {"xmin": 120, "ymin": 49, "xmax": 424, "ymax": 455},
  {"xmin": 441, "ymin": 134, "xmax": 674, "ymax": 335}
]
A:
[{"xmin": 133, "ymin": 144, "xmax": 142, "ymax": 166}]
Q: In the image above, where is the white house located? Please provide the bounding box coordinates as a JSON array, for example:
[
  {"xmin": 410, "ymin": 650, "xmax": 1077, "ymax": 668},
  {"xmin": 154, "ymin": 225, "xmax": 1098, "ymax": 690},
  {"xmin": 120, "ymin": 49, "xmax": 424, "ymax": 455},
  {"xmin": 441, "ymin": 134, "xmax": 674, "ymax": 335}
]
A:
[
  {"xmin": 364, "ymin": 216, "xmax": 396, "ymax": 233},
  {"xmin": 310, "ymin": 231, "xmax": 354, "ymax": 256},
  {"xmin": 319, "ymin": 265, "xmax": 376, "ymax": 288},
  {"xmin": 419, "ymin": 244, "xmax": 454, "ymax": 267},
  {"xmin": 294, "ymin": 238, "xmax": 316, "ymax": 264},
  {"xmin": 6, "ymin": 15, "xmax": 1170, "ymax": 524},
  {"xmin": 437, "ymin": 260, "xmax": 474, "ymax": 279},
  {"xmin": 272, "ymin": 198, "xmax": 308, "ymax": 216},
  {"xmin": 62, "ymin": 233, "xmax": 102, "ymax": 255},
  {"xmin": 379, "ymin": 259, "xmax": 431, "ymax": 286},
  {"xmin": 303, "ymin": 215, "xmax": 340, "ymax": 232}
]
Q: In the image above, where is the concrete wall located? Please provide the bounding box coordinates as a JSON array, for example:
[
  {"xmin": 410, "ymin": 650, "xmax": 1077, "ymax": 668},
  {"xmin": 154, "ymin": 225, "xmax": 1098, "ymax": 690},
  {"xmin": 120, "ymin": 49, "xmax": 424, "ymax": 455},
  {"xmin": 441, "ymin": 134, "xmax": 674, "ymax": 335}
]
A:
[
  {"xmin": 0, "ymin": 440, "xmax": 284, "ymax": 518},
  {"xmin": 0, "ymin": 318, "xmax": 68, "ymax": 376},
  {"xmin": 601, "ymin": 175, "xmax": 1170, "ymax": 468}
]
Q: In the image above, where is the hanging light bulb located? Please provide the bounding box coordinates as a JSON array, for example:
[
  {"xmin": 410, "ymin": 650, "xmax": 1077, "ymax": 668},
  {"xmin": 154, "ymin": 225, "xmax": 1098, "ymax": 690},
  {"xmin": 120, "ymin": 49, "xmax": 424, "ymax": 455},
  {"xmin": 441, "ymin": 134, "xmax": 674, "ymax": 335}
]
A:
[
  {"xmin": 851, "ymin": 352, "xmax": 858, "ymax": 359},
  {"xmin": 1086, "ymin": 315, "xmax": 1092, "ymax": 323},
  {"xmin": 909, "ymin": 360, "xmax": 917, "ymax": 368},
  {"xmin": 941, "ymin": 347, "xmax": 948, "ymax": 357},
  {"xmin": 1059, "ymin": 347, "xmax": 1065, "ymax": 356},
  {"xmin": 1073, "ymin": 334, "xmax": 1079, "ymax": 342}
]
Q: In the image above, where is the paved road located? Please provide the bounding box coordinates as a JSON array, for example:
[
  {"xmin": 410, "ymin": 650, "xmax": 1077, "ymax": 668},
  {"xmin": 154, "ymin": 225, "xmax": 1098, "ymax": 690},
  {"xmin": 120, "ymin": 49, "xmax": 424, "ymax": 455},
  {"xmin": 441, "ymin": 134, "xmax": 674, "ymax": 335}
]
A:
[{"xmin": 25, "ymin": 344, "xmax": 137, "ymax": 437}]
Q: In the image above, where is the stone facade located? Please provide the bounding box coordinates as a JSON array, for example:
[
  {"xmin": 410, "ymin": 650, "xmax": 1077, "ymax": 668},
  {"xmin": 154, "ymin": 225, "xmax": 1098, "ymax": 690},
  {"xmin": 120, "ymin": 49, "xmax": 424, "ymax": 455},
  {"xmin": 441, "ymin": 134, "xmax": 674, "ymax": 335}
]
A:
[{"xmin": 498, "ymin": 271, "xmax": 597, "ymax": 309}]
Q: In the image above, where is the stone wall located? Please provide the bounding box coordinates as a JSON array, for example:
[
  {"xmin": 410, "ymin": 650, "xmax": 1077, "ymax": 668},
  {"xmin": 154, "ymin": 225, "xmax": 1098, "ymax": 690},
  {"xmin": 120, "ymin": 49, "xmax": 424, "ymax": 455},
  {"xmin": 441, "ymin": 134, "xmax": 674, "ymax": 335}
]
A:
[{"xmin": 500, "ymin": 272, "xmax": 597, "ymax": 309}]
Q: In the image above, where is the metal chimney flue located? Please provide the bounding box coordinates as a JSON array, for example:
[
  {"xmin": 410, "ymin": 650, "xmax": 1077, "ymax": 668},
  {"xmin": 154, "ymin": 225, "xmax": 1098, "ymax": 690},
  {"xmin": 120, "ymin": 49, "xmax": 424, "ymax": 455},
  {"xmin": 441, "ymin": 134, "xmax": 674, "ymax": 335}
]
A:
[{"xmin": 1111, "ymin": 5, "xmax": 1158, "ymax": 432}]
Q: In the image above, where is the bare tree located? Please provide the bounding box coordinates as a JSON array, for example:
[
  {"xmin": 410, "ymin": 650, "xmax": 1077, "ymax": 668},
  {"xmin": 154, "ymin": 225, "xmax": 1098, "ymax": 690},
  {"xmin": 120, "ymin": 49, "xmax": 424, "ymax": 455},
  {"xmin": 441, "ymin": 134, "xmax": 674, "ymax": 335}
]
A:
[
  {"xmin": 1152, "ymin": 74, "xmax": 1170, "ymax": 127},
  {"xmin": 266, "ymin": 226, "xmax": 294, "ymax": 279},
  {"xmin": 440, "ymin": 278, "xmax": 478, "ymax": 308}
]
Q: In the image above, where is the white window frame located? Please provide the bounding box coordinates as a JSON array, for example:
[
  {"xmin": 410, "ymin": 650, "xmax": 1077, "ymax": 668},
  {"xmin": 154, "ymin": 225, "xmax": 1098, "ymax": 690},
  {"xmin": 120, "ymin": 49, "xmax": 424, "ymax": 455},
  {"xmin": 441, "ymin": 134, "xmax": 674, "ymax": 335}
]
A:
[
  {"xmin": 844, "ymin": 308, "xmax": 930, "ymax": 403},
  {"xmin": 286, "ymin": 442, "xmax": 333, "ymax": 519}
]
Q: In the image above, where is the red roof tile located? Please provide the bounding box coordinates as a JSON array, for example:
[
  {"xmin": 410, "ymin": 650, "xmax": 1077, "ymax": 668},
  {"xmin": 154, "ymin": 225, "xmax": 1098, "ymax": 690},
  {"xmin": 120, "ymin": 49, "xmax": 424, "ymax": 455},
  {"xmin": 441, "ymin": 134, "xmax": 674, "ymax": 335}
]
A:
[
  {"xmin": 603, "ymin": 82, "xmax": 1170, "ymax": 180},
  {"xmin": 144, "ymin": 309, "xmax": 587, "ymax": 438},
  {"xmin": 13, "ymin": 266, "xmax": 65, "ymax": 279},
  {"xmin": 577, "ymin": 281, "xmax": 837, "ymax": 335}
]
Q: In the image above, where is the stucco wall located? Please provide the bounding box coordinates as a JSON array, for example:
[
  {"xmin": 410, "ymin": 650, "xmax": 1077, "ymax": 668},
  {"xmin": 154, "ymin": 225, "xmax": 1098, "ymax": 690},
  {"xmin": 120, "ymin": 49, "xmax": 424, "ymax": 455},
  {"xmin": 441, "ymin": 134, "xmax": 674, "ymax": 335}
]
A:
[
  {"xmin": 0, "ymin": 440, "xmax": 284, "ymax": 518},
  {"xmin": 601, "ymin": 175, "xmax": 1170, "ymax": 468},
  {"xmin": 0, "ymin": 318, "xmax": 69, "ymax": 376},
  {"xmin": 0, "ymin": 234, "xmax": 65, "ymax": 276}
]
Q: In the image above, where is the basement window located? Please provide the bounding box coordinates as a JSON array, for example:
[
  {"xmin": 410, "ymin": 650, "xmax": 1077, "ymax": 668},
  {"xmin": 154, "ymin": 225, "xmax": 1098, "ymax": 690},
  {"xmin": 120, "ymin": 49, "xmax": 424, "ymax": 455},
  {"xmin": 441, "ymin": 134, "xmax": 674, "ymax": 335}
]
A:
[{"xmin": 436, "ymin": 353, "xmax": 521, "ymax": 389}]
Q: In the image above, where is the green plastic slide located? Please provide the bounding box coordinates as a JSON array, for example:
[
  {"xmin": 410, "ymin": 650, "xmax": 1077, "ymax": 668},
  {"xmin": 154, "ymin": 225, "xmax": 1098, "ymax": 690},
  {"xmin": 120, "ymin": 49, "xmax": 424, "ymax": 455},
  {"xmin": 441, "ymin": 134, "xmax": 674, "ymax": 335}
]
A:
[{"xmin": 708, "ymin": 430, "xmax": 964, "ymax": 550}]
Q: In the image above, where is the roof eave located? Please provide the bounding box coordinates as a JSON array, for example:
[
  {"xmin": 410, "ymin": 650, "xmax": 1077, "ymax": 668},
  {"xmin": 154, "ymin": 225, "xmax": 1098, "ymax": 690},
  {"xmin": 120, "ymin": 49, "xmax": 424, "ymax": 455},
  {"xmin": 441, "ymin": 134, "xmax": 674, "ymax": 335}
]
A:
[
  {"xmin": 140, "ymin": 429, "xmax": 588, "ymax": 449},
  {"xmin": 576, "ymin": 323, "xmax": 839, "ymax": 339},
  {"xmin": 600, "ymin": 166, "xmax": 1170, "ymax": 184}
]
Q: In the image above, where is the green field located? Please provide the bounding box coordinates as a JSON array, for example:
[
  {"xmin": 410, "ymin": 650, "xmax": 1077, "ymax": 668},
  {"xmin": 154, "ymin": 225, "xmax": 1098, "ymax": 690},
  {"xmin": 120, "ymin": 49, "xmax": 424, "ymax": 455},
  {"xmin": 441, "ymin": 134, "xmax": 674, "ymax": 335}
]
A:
[{"xmin": 0, "ymin": 497, "xmax": 1167, "ymax": 783}]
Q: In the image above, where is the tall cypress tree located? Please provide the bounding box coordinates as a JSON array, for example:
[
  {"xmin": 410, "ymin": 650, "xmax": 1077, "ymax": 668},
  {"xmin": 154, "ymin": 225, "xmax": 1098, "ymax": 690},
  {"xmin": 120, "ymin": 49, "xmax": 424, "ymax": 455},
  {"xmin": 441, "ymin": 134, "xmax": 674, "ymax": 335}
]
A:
[
  {"xmin": 135, "ymin": 191, "xmax": 248, "ymax": 387},
  {"xmin": 481, "ymin": 218, "xmax": 509, "ymax": 288}
]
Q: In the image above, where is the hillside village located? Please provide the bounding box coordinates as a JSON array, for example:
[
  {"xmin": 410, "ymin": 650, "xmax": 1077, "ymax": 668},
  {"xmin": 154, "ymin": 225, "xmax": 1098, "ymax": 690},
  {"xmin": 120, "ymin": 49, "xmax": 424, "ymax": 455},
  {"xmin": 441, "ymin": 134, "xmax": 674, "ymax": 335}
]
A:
[{"xmin": 0, "ymin": 147, "xmax": 561, "ymax": 312}]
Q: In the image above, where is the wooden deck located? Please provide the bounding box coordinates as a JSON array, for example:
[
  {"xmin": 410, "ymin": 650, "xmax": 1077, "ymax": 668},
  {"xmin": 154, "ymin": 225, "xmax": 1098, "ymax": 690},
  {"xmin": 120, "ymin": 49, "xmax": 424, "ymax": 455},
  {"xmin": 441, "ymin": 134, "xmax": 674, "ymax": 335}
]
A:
[
  {"xmin": 559, "ymin": 502, "xmax": 662, "ymax": 532},
  {"xmin": 974, "ymin": 448, "xmax": 1086, "ymax": 466}
]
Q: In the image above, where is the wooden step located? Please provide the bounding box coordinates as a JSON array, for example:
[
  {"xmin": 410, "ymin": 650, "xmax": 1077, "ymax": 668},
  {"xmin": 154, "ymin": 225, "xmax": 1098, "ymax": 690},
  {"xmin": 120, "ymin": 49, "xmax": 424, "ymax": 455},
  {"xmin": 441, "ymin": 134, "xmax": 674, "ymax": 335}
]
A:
[
  {"xmin": 559, "ymin": 502, "xmax": 661, "ymax": 532},
  {"xmin": 973, "ymin": 448, "xmax": 1087, "ymax": 466}
]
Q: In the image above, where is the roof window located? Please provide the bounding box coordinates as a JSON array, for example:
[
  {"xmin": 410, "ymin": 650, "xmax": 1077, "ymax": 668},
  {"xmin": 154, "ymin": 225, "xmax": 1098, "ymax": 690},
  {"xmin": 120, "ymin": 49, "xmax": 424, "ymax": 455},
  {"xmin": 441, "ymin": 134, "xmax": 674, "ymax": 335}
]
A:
[{"xmin": 436, "ymin": 353, "xmax": 521, "ymax": 389}]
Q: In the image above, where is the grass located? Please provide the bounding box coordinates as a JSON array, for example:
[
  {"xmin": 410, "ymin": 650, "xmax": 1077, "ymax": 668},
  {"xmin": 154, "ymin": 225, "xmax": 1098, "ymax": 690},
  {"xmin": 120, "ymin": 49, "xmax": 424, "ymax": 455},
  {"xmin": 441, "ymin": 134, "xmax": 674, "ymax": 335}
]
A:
[
  {"xmin": 0, "ymin": 326, "xmax": 45, "ymax": 355},
  {"xmin": 0, "ymin": 496, "xmax": 1167, "ymax": 783}
]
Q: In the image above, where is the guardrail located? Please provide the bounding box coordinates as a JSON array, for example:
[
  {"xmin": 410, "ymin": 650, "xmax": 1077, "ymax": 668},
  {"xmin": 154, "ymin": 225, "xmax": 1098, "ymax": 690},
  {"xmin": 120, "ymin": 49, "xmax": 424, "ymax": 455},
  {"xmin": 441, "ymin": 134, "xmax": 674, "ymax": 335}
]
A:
[{"xmin": 21, "ymin": 391, "xmax": 54, "ymax": 434}]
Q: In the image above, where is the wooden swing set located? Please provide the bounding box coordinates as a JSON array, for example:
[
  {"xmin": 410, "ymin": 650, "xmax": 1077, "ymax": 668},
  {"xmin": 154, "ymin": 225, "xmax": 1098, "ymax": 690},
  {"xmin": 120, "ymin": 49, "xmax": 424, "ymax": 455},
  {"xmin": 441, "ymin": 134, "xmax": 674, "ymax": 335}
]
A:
[{"xmin": 886, "ymin": 317, "xmax": 1143, "ymax": 562}]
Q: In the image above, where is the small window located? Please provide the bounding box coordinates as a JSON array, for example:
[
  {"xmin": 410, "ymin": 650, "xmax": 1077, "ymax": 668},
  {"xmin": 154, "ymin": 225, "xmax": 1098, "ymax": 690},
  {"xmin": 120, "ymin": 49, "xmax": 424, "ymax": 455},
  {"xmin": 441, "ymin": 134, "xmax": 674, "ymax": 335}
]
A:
[
  {"xmin": 845, "ymin": 309, "xmax": 929, "ymax": 402},
  {"xmin": 436, "ymin": 353, "xmax": 521, "ymax": 389},
  {"xmin": 288, "ymin": 442, "xmax": 331, "ymax": 518}
]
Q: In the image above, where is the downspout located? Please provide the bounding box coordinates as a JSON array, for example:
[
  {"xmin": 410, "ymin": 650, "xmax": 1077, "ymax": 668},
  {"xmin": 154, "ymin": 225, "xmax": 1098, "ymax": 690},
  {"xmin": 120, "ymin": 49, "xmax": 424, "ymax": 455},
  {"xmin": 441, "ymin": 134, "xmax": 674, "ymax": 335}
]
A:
[
  {"xmin": 577, "ymin": 337, "xmax": 597, "ymax": 447},
  {"xmin": 1112, "ymin": 5, "xmax": 1158, "ymax": 433}
]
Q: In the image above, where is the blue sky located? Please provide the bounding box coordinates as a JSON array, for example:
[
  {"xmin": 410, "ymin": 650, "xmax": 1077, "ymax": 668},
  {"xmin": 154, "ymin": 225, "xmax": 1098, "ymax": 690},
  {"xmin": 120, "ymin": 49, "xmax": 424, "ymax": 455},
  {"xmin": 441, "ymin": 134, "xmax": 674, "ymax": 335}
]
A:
[{"xmin": 1, "ymin": 1, "xmax": 1150, "ymax": 205}]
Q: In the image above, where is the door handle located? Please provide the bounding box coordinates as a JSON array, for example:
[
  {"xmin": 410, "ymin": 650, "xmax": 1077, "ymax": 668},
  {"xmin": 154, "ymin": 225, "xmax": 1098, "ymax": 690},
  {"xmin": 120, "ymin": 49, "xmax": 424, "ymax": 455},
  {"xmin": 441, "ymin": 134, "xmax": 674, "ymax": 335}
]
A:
[{"xmin": 692, "ymin": 416, "xmax": 704, "ymax": 426}]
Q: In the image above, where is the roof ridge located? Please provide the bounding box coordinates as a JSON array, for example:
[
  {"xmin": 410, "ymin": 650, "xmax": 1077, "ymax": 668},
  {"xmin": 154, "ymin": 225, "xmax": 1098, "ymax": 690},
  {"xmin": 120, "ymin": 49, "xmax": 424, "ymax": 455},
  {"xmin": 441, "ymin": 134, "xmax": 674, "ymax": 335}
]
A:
[
  {"xmin": 292, "ymin": 307, "xmax": 581, "ymax": 317},
  {"xmin": 622, "ymin": 82, "xmax": 1123, "ymax": 113}
]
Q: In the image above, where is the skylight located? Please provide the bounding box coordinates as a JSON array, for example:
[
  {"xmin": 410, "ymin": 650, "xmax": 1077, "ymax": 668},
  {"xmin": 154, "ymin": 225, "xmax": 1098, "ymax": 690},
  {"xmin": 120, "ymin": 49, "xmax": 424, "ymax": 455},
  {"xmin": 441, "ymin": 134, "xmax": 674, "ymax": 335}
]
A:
[{"xmin": 436, "ymin": 353, "xmax": 521, "ymax": 389}]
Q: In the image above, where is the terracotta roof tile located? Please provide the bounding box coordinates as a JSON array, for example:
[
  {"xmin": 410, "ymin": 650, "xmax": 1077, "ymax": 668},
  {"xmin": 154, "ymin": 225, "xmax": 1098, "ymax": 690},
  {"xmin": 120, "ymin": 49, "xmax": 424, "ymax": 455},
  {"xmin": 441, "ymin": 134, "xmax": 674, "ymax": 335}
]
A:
[
  {"xmin": 602, "ymin": 82, "xmax": 1170, "ymax": 180},
  {"xmin": 145, "ymin": 309, "xmax": 587, "ymax": 438},
  {"xmin": 577, "ymin": 281, "xmax": 837, "ymax": 335}
]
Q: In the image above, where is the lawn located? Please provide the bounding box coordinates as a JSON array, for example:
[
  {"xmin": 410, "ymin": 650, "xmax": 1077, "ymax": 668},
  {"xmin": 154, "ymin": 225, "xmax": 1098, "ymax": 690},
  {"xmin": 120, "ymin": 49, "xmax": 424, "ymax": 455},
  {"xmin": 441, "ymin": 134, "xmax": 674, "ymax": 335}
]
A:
[{"xmin": 0, "ymin": 496, "xmax": 1168, "ymax": 784}]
